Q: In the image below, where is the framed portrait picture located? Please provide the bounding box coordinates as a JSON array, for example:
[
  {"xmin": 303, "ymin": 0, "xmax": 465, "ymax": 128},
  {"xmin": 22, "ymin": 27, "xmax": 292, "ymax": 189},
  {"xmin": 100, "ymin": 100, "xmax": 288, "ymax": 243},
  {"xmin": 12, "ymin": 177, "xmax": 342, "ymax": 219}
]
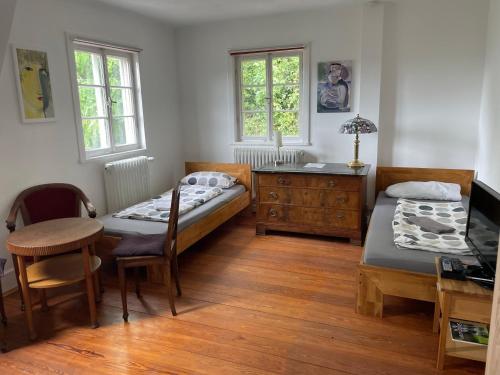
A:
[
  {"xmin": 12, "ymin": 46, "xmax": 56, "ymax": 123},
  {"xmin": 317, "ymin": 60, "xmax": 352, "ymax": 113}
]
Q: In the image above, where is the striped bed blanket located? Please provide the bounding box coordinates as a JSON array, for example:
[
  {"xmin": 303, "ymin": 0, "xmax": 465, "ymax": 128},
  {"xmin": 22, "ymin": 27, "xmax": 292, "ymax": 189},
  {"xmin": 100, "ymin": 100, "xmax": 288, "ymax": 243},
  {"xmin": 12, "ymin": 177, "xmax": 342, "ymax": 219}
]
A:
[
  {"xmin": 113, "ymin": 185, "xmax": 223, "ymax": 223},
  {"xmin": 393, "ymin": 198, "xmax": 473, "ymax": 255}
]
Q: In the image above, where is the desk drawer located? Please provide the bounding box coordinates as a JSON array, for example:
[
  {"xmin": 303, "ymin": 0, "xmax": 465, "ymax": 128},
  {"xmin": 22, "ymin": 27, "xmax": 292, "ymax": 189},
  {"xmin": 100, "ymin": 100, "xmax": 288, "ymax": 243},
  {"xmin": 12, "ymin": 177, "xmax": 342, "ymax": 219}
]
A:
[
  {"xmin": 258, "ymin": 174, "xmax": 306, "ymax": 187},
  {"xmin": 324, "ymin": 209, "xmax": 359, "ymax": 229},
  {"xmin": 324, "ymin": 191, "xmax": 360, "ymax": 209},
  {"xmin": 257, "ymin": 204, "xmax": 287, "ymax": 223},
  {"xmin": 307, "ymin": 175, "xmax": 360, "ymax": 191},
  {"xmin": 258, "ymin": 187, "xmax": 359, "ymax": 209},
  {"xmin": 257, "ymin": 173, "xmax": 361, "ymax": 191},
  {"xmin": 257, "ymin": 205, "xmax": 359, "ymax": 229},
  {"xmin": 449, "ymin": 295, "xmax": 492, "ymax": 323}
]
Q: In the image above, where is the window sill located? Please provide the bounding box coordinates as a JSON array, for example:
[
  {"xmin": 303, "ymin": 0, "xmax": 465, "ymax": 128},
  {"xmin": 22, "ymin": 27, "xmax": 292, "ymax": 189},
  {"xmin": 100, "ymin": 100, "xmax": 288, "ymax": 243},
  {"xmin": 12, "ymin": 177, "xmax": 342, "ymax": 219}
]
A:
[
  {"xmin": 80, "ymin": 148, "xmax": 148, "ymax": 164},
  {"xmin": 231, "ymin": 141, "xmax": 311, "ymax": 147}
]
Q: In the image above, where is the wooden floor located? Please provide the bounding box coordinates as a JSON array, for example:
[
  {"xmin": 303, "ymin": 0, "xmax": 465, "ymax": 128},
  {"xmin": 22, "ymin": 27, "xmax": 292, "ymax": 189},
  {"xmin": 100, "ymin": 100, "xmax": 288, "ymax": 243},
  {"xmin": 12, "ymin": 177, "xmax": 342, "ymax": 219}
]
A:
[{"xmin": 0, "ymin": 214, "xmax": 485, "ymax": 374}]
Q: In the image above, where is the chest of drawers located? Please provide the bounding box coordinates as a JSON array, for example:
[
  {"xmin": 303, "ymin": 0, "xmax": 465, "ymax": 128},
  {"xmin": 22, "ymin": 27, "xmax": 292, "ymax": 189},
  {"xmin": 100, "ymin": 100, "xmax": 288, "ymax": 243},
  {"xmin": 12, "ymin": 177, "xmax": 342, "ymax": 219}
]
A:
[{"xmin": 254, "ymin": 163, "xmax": 369, "ymax": 245}]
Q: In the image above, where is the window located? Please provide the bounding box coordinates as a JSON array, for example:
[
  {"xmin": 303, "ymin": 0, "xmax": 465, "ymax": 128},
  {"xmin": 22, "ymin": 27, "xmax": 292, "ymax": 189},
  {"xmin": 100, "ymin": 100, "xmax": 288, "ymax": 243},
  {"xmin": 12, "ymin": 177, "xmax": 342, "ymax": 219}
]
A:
[
  {"xmin": 233, "ymin": 46, "xmax": 309, "ymax": 144},
  {"xmin": 68, "ymin": 37, "xmax": 144, "ymax": 160}
]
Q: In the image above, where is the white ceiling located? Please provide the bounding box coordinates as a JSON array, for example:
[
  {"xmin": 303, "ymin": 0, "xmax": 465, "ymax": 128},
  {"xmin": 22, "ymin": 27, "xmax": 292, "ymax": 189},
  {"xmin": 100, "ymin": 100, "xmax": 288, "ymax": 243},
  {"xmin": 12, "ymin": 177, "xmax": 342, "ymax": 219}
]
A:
[{"xmin": 85, "ymin": 0, "xmax": 369, "ymax": 26}]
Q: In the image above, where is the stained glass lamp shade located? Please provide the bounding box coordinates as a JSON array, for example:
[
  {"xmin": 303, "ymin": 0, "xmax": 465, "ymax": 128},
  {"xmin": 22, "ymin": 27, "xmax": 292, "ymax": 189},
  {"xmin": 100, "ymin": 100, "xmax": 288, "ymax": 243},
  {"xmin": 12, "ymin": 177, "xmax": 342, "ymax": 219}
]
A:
[{"xmin": 339, "ymin": 114, "xmax": 377, "ymax": 168}]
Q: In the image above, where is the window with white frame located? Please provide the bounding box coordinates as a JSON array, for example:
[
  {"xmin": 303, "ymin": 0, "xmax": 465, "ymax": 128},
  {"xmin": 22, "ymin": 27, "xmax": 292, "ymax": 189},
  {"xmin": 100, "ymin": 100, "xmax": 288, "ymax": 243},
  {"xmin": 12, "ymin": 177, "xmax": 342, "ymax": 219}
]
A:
[
  {"xmin": 233, "ymin": 46, "xmax": 309, "ymax": 144},
  {"xmin": 68, "ymin": 37, "xmax": 144, "ymax": 160}
]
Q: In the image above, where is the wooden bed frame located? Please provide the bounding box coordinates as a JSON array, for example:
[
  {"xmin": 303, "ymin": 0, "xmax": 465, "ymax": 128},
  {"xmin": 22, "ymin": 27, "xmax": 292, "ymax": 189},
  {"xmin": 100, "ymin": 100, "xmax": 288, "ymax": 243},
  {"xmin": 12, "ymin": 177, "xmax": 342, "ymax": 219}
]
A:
[
  {"xmin": 356, "ymin": 166, "xmax": 475, "ymax": 317},
  {"xmin": 96, "ymin": 161, "xmax": 252, "ymax": 284}
]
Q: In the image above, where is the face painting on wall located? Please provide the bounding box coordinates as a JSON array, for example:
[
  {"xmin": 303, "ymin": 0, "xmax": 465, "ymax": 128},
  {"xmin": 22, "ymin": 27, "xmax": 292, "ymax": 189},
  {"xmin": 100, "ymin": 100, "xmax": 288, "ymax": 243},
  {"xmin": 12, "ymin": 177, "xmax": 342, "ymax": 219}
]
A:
[
  {"xmin": 317, "ymin": 60, "xmax": 352, "ymax": 113},
  {"xmin": 13, "ymin": 47, "xmax": 55, "ymax": 122}
]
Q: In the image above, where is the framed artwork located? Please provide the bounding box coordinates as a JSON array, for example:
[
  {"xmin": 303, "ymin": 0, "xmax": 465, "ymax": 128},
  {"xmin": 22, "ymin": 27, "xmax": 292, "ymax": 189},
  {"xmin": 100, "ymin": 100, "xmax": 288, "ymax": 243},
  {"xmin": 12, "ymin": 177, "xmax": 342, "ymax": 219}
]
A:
[
  {"xmin": 12, "ymin": 46, "xmax": 55, "ymax": 123},
  {"xmin": 317, "ymin": 60, "xmax": 352, "ymax": 113}
]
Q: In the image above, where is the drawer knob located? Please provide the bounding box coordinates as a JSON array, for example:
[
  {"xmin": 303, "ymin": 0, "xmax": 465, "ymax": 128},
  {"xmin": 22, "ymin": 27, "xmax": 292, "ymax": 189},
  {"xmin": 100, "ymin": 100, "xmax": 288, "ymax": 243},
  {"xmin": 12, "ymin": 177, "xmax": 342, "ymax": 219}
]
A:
[
  {"xmin": 336, "ymin": 197, "xmax": 347, "ymax": 204},
  {"xmin": 269, "ymin": 191, "xmax": 278, "ymax": 200},
  {"xmin": 336, "ymin": 212, "xmax": 345, "ymax": 219},
  {"xmin": 269, "ymin": 208, "xmax": 278, "ymax": 217},
  {"xmin": 278, "ymin": 177, "xmax": 288, "ymax": 185},
  {"xmin": 328, "ymin": 180, "xmax": 336, "ymax": 187}
]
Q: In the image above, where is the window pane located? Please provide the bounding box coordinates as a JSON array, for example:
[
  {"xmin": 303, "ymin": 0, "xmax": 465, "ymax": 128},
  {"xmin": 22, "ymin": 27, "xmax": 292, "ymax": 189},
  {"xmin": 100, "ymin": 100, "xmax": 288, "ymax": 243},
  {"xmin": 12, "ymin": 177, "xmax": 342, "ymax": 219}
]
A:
[
  {"xmin": 242, "ymin": 87, "xmax": 267, "ymax": 111},
  {"xmin": 273, "ymin": 85, "xmax": 299, "ymax": 111},
  {"xmin": 243, "ymin": 112, "xmax": 268, "ymax": 137},
  {"xmin": 74, "ymin": 50, "xmax": 103, "ymax": 85},
  {"xmin": 273, "ymin": 111, "xmax": 299, "ymax": 137},
  {"xmin": 107, "ymin": 55, "xmax": 132, "ymax": 87},
  {"xmin": 82, "ymin": 119, "xmax": 109, "ymax": 150},
  {"xmin": 111, "ymin": 88, "xmax": 134, "ymax": 116},
  {"xmin": 113, "ymin": 117, "xmax": 137, "ymax": 146},
  {"xmin": 272, "ymin": 56, "xmax": 300, "ymax": 84},
  {"xmin": 241, "ymin": 59, "xmax": 266, "ymax": 86},
  {"xmin": 78, "ymin": 86, "xmax": 107, "ymax": 117}
]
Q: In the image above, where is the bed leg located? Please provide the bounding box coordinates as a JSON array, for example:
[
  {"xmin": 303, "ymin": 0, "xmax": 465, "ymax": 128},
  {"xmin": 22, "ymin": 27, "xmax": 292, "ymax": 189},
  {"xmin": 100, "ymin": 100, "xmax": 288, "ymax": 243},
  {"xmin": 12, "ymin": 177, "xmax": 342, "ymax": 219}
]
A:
[{"xmin": 356, "ymin": 269, "xmax": 383, "ymax": 318}]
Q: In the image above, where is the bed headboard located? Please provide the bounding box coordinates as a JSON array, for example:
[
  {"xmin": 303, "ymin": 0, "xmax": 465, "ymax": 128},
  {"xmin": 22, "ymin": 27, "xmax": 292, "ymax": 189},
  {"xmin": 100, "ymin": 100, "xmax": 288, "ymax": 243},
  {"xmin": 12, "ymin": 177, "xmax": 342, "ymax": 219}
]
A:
[
  {"xmin": 376, "ymin": 167, "xmax": 475, "ymax": 196},
  {"xmin": 185, "ymin": 162, "xmax": 252, "ymax": 194}
]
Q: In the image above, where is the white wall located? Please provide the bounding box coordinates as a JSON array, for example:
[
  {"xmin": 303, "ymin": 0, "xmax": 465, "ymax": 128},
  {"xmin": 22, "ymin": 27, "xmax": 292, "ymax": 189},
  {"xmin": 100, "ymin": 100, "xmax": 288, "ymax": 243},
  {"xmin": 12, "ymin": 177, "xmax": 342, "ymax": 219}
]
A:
[
  {"xmin": 176, "ymin": 4, "xmax": 387, "ymax": 205},
  {"xmin": 378, "ymin": 0, "xmax": 488, "ymax": 169},
  {"xmin": 176, "ymin": 5, "xmax": 366, "ymax": 163},
  {"xmin": 0, "ymin": 0, "xmax": 183, "ymax": 290},
  {"xmin": 477, "ymin": 0, "xmax": 500, "ymax": 192},
  {"xmin": 0, "ymin": 0, "xmax": 17, "ymax": 72},
  {"xmin": 176, "ymin": 0, "xmax": 489, "ymax": 196}
]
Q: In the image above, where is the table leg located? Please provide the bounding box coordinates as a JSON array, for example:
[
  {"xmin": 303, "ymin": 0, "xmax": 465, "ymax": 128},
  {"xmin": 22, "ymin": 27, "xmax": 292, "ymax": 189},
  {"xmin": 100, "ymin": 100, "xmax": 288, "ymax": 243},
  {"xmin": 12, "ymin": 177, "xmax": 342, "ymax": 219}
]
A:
[
  {"xmin": 11, "ymin": 254, "xmax": 24, "ymax": 311},
  {"xmin": 82, "ymin": 245, "xmax": 99, "ymax": 328},
  {"xmin": 89, "ymin": 244, "xmax": 104, "ymax": 298},
  {"xmin": 436, "ymin": 293, "xmax": 450, "ymax": 370},
  {"xmin": 17, "ymin": 256, "xmax": 36, "ymax": 340}
]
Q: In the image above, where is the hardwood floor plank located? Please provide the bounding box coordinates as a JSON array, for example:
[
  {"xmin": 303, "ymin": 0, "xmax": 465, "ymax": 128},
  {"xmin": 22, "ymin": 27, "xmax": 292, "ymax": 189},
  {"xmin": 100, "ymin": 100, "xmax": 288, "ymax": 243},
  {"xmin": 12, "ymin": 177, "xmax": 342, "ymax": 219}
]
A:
[{"xmin": 0, "ymin": 214, "xmax": 484, "ymax": 374}]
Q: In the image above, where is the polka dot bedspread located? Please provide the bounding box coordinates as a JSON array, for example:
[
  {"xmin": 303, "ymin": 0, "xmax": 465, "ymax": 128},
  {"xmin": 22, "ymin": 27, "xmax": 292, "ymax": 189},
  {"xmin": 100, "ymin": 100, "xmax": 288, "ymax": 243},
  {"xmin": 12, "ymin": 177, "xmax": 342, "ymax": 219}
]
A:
[{"xmin": 393, "ymin": 198, "xmax": 473, "ymax": 255}]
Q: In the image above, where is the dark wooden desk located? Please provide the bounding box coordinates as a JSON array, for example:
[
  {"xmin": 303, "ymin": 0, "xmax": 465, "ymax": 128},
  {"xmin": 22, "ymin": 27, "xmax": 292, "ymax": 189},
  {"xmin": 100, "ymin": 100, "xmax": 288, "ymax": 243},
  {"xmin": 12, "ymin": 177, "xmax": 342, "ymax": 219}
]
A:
[
  {"xmin": 6, "ymin": 218, "xmax": 103, "ymax": 340},
  {"xmin": 254, "ymin": 163, "xmax": 369, "ymax": 244}
]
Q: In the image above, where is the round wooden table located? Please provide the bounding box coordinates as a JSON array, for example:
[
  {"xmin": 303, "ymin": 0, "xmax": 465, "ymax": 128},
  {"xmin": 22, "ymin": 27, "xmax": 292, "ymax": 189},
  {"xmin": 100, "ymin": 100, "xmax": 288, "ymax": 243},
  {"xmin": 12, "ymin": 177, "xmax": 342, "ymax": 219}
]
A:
[{"xmin": 6, "ymin": 217, "xmax": 103, "ymax": 340}]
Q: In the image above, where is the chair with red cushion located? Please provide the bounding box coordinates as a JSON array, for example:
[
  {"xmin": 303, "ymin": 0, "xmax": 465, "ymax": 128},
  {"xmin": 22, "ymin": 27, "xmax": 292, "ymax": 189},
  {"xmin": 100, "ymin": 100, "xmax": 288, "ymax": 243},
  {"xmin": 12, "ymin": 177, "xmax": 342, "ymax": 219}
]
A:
[{"xmin": 5, "ymin": 183, "xmax": 97, "ymax": 309}]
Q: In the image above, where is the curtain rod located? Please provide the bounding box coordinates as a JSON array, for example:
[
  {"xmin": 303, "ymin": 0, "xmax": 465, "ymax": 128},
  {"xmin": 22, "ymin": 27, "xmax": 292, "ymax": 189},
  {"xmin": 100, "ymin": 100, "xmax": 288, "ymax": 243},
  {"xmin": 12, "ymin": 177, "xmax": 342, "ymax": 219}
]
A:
[{"xmin": 229, "ymin": 45, "xmax": 305, "ymax": 56}]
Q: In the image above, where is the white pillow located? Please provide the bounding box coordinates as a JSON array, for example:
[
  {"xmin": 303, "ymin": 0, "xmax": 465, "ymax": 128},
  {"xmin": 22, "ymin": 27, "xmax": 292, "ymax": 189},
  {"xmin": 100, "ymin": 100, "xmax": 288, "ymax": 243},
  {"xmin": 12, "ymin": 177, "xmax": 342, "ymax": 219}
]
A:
[
  {"xmin": 385, "ymin": 181, "xmax": 462, "ymax": 201},
  {"xmin": 180, "ymin": 171, "xmax": 237, "ymax": 188}
]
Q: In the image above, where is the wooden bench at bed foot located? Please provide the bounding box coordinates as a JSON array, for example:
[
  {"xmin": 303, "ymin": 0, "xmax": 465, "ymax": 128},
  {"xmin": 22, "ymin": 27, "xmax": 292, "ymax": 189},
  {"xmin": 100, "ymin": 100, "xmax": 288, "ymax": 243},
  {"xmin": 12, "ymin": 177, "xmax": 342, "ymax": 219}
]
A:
[{"xmin": 356, "ymin": 264, "xmax": 437, "ymax": 318}]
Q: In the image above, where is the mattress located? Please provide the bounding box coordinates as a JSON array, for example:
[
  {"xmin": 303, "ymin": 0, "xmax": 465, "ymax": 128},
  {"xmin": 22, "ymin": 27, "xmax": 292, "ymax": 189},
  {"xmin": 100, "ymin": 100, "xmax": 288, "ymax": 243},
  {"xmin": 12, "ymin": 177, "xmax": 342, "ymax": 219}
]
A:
[
  {"xmin": 99, "ymin": 184, "xmax": 246, "ymax": 236},
  {"xmin": 363, "ymin": 192, "xmax": 475, "ymax": 275}
]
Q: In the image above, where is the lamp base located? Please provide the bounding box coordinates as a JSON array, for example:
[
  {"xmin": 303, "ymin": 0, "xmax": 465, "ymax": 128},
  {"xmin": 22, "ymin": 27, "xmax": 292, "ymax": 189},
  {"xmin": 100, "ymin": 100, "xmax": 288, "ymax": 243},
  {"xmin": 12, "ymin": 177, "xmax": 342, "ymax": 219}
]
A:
[{"xmin": 347, "ymin": 159, "xmax": 365, "ymax": 168}]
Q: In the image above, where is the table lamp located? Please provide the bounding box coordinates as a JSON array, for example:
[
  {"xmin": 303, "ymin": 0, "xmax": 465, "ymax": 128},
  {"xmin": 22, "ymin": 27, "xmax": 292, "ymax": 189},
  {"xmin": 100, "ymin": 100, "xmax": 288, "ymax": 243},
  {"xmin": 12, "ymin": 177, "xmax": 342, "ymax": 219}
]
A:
[{"xmin": 339, "ymin": 114, "xmax": 377, "ymax": 168}]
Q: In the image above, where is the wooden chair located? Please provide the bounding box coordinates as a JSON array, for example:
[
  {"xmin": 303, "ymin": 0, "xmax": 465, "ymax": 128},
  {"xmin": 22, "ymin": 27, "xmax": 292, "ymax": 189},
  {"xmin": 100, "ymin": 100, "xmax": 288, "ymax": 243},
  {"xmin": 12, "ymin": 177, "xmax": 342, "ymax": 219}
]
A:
[
  {"xmin": 5, "ymin": 183, "xmax": 98, "ymax": 309},
  {"xmin": 115, "ymin": 186, "xmax": 182, "ymax": 321}
]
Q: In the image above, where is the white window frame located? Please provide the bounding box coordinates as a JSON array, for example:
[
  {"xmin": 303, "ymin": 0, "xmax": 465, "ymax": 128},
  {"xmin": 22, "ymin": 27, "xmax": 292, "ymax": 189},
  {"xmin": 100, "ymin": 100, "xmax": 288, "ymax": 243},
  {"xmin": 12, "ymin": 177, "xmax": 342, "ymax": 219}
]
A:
[
  {"xmin": 66, "ymin": 34, "xmax": 146, "ymax": 161},
  {"xmin": 231, "ymin": 45, "xmax": 310, "ymax": 145}
]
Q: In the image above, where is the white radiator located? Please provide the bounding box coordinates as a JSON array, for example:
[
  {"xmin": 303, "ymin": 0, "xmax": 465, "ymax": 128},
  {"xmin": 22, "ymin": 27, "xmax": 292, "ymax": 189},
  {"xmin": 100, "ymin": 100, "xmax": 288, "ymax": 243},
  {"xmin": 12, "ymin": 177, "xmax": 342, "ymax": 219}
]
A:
[
  {"xmin": 233, "ymin": 147, "xmax": 304, "ymax": 168},
  {"xmin": 104, "ymin": 156, "xmax": 153, "ymax": 213}
]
